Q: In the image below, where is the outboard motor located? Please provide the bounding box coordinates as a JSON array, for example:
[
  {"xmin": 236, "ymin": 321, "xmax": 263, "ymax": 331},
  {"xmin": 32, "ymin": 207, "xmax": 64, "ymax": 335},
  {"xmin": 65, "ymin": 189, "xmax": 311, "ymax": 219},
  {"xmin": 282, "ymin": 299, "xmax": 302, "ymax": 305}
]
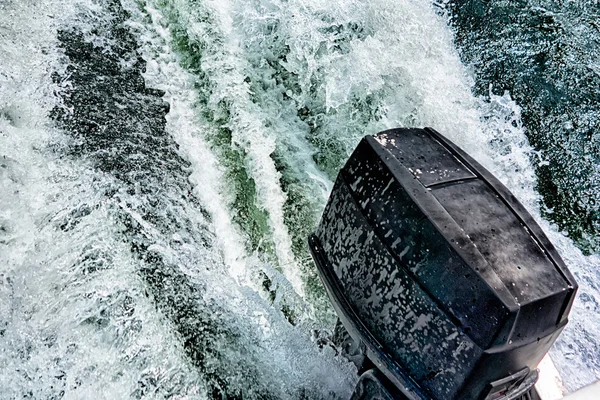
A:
[{"xmin": 309, "ymin": 128, "xmax": 577, "ymax": 400}]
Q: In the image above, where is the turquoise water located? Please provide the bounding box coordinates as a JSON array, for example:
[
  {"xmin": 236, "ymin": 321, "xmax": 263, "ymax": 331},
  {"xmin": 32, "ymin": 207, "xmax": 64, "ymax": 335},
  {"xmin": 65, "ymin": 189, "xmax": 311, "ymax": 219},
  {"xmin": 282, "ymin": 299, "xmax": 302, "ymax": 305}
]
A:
[{"xmin": 0, "ymin": 0, "xmax": 598, "ymax": 397}]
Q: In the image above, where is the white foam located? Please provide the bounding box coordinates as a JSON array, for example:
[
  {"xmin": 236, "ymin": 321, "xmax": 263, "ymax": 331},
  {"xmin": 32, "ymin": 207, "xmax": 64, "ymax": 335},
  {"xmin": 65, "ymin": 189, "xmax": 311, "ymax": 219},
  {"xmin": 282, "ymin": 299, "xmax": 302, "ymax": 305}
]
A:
[
  {"xmin": 0, "ymin": 1, "xmax": 208, "ymax": 397},
  {"xmin": 158, "ymin": 0, "xmax": 306, "ymax": 296},
  {"xmin": 127, "ymin": 5, "xmax": 255, "ymax": 287},
  {"xmin": 121, "ymin": 0, "xmax": 357, "ymax": 395}
]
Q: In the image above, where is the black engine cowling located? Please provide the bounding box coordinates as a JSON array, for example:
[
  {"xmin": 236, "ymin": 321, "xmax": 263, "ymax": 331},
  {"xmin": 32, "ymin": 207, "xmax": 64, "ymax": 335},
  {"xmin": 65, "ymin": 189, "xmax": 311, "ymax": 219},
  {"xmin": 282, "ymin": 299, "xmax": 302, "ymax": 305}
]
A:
[{"xmin": 309, "ymin": 128, "xmax": 577, "ymax": 400}]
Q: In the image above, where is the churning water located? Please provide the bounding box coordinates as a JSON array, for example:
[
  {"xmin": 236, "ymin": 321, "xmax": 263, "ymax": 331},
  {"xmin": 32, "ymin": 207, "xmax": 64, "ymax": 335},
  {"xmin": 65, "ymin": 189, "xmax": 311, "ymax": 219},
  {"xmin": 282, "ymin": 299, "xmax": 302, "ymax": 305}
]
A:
[{"xmin": 0, "ymin": 0, "xmax": 598, "ymax": 398}]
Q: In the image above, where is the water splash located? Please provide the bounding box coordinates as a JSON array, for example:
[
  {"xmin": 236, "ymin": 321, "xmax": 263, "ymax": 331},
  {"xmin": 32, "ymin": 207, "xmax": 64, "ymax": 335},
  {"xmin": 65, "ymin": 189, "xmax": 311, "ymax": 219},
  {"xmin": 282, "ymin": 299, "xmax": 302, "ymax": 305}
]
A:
[{"xmin": 2, "ymin": 0, "xmax": 599, "ymax": 396}]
